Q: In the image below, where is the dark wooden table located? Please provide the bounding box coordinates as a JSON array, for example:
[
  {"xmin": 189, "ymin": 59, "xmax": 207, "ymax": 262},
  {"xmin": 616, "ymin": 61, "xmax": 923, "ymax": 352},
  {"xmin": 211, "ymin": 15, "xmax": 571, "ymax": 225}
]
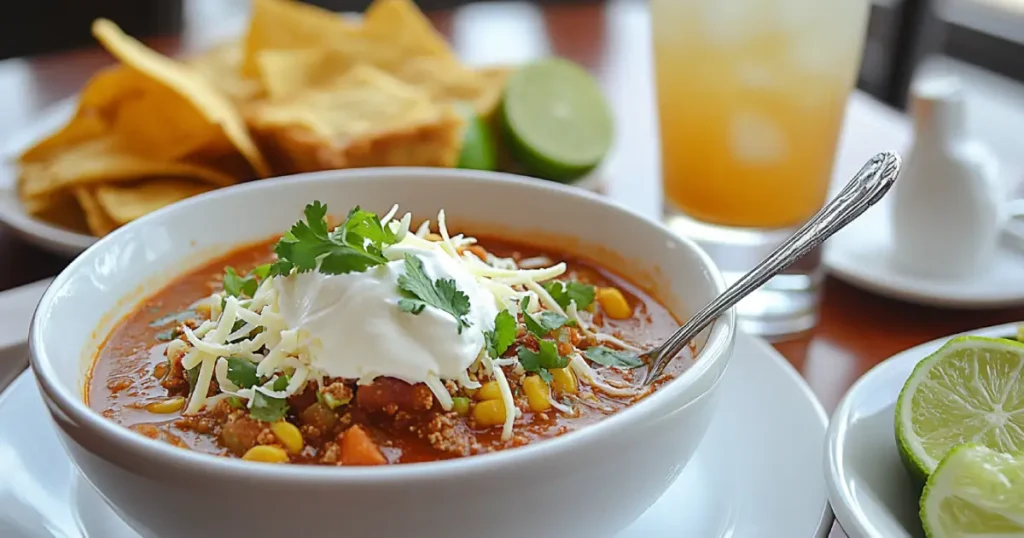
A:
[{"xmin": 1, "ymin": 2, "xmax": 1021, "ymax": 536}]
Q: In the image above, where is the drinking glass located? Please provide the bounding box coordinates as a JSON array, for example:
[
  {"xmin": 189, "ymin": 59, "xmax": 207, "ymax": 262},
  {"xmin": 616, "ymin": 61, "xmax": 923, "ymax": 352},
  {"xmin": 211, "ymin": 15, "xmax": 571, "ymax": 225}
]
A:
[{"xmin": 651, "ymin": 0, "xmax": 870, "ymax": 338}]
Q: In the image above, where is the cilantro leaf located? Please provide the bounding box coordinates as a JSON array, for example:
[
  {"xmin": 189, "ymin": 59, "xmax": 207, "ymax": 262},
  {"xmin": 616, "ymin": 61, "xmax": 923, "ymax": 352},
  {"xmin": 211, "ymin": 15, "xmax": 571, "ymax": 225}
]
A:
[
  {"xmin": 340, "ymin": 207, "xmax": 396, "ymax": 246},
  {"xmin": 223, "ymin": 263, "xmax": 271, "ymax": 298},
  {"xmin": 271, "ymin": 375, "xmax": 290, "ymax": 391},
  {"xmin": 250, "ymin": 263, "xmax": 272, "ymax": 280},
  {"xmin": 250, "ymin": 393, "xmax": 288, "ymax": 422},
  {"xmin": 485, "ymin": 310, "xmax": 517, "ymax": 357},
  {"xmin": 517, "ymin": 340, "xmax": 569, "ymax": 380},
  {"xmin": 225, "ymin": 357, "xmax": 259, "ymax": 389},
  {"xmin": 542, "ymin": 280, "xmax": 596, "ymax": 311},
  {"xmin": 270, "ymin": 202, "xmax": 395, "ymax": 277},
  {"xmin": 537, "ymin": 369, "xmax": 553, "ymax": 384},
  {"xmin": 583, "ymin": 346, "xmax": 644, "ymax": 369},
  {"xmin": 524, "ymin": 311, "xmax": 573, "ymax": 337},
  {"xmin": 185, "ymin": 365, "xmax": 201, "ymax": 395},
  {"xmin": 519, "ymin": 295, "xmax": 573, "ymax": 337},
  {"xmin": 150, "ymin": 308, "xmax": 196, "ymax": 328},
  {"xmin": 398, "ymin": 253, "xmax": 471, "ymax": 333},
  {"xmin": 249, "ymin": 376, "xmax": 290, "ymax": 422},
  {"xmin": 155, "ymin": 328, "xmax": 179, "ymax": 341}
]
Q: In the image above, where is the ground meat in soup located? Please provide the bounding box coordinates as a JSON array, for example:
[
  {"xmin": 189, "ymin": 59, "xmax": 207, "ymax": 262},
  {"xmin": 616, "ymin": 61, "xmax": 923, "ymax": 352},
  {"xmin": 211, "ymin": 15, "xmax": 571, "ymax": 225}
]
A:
[{"xmin": 88, "ymin": 235, "xmax": 687, "ymax": 465}]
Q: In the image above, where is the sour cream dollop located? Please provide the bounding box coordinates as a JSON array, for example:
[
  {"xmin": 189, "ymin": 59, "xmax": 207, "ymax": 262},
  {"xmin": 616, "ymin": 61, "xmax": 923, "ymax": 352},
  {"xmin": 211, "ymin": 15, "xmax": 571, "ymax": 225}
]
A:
[{"xmin": 274, "ymin": 242, "xmax": 498, "ymax": 385}]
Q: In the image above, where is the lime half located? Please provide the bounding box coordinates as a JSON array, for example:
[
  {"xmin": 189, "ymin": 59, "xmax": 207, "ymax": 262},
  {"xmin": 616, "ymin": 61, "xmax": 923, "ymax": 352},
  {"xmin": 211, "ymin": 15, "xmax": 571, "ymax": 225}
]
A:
[
  {"xmin": 896, "ymin": 336, "xmax": 1024, "ymax": 482},
  {"xmin": 501, "ymin": 58, "xmax": 613, "ymax": 182},
  {"xmin": 921, "ymin": 444, "xmax": 1024, "ymax": 538},
  {"xmin": 456, "ymin": 106, "xmax": 498, "ymax": 171}
]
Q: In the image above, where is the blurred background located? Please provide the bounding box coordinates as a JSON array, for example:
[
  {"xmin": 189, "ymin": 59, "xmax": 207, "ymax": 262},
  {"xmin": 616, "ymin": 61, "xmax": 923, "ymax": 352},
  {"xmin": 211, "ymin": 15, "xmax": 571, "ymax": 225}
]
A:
[
  {"xmin": 2, "ymin": 0, "xmax": 1021, "ymax": 177},
  {"xmin": 3, "ymin": 0, "xmax": 1023, "ymax": 110}
]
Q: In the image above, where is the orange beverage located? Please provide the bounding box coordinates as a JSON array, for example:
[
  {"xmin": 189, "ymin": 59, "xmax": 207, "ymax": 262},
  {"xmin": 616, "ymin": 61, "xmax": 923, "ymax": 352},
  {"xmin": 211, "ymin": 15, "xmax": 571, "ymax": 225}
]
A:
[{"xmin": 652, "ymin": 0, "xmax": 870, "ymax": 229}]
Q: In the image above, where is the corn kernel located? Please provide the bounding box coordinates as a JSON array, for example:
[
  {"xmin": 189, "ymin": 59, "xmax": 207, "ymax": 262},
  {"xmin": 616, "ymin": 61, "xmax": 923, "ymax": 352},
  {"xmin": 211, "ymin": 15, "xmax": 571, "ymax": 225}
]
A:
[
  {"xmin": 472, "ymin": 399, "xmax": 506, "ymax": 427},
  {"xmin": 475, "ymin": 381, "xmax": 501, "ymax": 401},
  {"xmin": 425, "ymin": 233, "xmax": 443, "ymax": 242},
  {"xmin": 523, "ymin": 376, "xmax": 552, "ymax": 412},
  {"xmin": 145, "ymin": 396, "xmax": 185, "ymax": 414},
  {"xmin": 597, "ymin": 287, "xmax": 632, "ymax": 320},
  {"xmin": 549, "ymin": 367, "xmax": 578, "ymax": 395},
  {"xmin": 270, "ymin": 421, "xmax": 304, "ymax": 454},
  {"xmin": 242, "ymin": 445, "xmax": 289, "ymax": 463}
]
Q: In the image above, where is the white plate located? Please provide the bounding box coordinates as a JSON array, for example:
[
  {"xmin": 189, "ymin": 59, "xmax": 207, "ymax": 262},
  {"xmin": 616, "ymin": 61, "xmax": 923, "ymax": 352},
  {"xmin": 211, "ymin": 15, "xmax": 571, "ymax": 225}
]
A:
[
  {"xmin": 824, "ymin": 322, "xmax": 1018, "ymax": 538},
  {"xmin": 0, "ymin": 98, "xmax": 92, "ymax": 258},
  {"xmin": 0, "ymin": 331, "xmax": 831, "ymax": 537},
  {"xmin": 823, "ymin": 191, "xmax": 1024, "ymax": 309}
]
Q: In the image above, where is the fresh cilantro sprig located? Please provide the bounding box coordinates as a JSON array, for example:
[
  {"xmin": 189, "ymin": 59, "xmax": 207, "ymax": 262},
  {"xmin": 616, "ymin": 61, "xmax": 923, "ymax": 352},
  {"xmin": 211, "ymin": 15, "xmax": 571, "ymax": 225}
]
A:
[
  {"xmin": 584, "ymin": 346, "xmax": 644, "ymax": 369},
  {"xmin": 250, "ymin": 375, "xmax": 290, "ymax": 422},
  {"xmin": 270, "ymin": 202, "xmax": 396, "ymax": 277},
  {"xmin": 520, "ymin": 296, "xmax": 574, "ymax": 337},
  {"xmin": 223, "ymin": 263, "xmax": 271, "ymax": 298},
  {"xmin": 223, "ymin": 358, "xmax": 290, "ymax": 422},
  {"xmin": 397, "ymin": 253, "xmax": 471, "ymax": 333},
  {"xmin": 542, "ymin": 280, "xmax": 596, "ymax": 311},
  {"xmin": 517, "ymin": 340, "xmax": 569, "ymax": 383},
  {"xmin": 485, "ymin": 310, "xmax": 516, "ymax": 357},
  {"xmin": 225, "ymin": 357, "xmax": 259, "ymax": 388}
]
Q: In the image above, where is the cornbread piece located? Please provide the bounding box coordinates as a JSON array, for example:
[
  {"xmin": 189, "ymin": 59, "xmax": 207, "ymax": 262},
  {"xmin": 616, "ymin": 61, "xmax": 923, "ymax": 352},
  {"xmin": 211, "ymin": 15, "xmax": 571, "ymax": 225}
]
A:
[{"xmin": 247, "ymin": 65, "xmax": 465, "ymax": 174}]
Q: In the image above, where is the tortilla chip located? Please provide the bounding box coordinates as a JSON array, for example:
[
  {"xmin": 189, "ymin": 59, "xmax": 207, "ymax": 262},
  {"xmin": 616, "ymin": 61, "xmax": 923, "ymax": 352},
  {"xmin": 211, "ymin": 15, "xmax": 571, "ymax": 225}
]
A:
[
  {"xmin": 17, "ymin": 66, "xmax": 140, "ymax": 163},
  {"xmin": 185, "ymin": 41, "xmax": 264, "ymax": 105},
  {"xmin": 20, "ymin": 112, "xmax": 108, "ymax": 164},
  {"xmin": 362, "ymin": 0, "xmax": 454, "ymax": 61},
  {"xmin": 18, "ymin": 136, "xmax": 237, "ymax": 199},
  {"xmin": 242, "ymin": 0, "xmax": 361, "ymax": 77},
  {"xmin": 26, "ymin": 190, "xmax": 90, "ymax": 234},
  {"xmin": 73, "ymin": 187, "xmax": 119, "ymax": 236},
  {"xmin": 247, "ymin": 65, "xmax": 464, "ymax": 174},
  {"xmin": 92, "ymin": 19, "xmax": 270, "ymax": 177},
  {"xmin": 392, "ymin": 58, "xmax": 511, "ymax": 118},
  {"xmin": 255, "ymin": 48, "xmax": 355, "ymax": 102},
  {"xmin": 94, "ymin": 178, "xmax": 215, "ymax": 225}
]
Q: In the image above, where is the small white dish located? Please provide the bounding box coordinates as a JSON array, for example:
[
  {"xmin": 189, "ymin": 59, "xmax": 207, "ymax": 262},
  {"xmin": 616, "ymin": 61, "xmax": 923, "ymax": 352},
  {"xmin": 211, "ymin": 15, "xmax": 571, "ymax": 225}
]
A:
[
  {"xmin": 824, "ymin": 194, "xmax": 1024, "ymax": 308},
  {"xmin": 824, "ymin": 322, "xmax": 1018, "ymax": 538},
  {"xmin": 2, "ymin": 332, "xmax": 831, "ymax": 537}
]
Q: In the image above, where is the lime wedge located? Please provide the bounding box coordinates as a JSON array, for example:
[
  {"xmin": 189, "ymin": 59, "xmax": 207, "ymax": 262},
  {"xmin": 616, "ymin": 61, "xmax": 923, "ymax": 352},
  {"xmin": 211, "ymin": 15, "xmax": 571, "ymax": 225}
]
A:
[
  {"xmin": 500, "ymin": 58, "xmax": 613, "ymax": 182},
  {"xmin": 456, "ymin": 106, "xmax": 497, "ymax": 171},
  {"xmin": 895, "ymin": 336, "xmax": 1024, "ymax": 482},
  {"xmin": 921, "ymin": 444, "xmax": 1024, "ymax": 538}
]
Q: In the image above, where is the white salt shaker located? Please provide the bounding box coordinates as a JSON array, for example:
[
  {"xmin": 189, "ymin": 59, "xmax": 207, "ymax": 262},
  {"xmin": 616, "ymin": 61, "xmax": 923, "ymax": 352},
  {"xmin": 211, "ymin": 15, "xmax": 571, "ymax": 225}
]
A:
[{"xmin": 890, "ymin": 75, "xmax": 1002, "ymax": 278}]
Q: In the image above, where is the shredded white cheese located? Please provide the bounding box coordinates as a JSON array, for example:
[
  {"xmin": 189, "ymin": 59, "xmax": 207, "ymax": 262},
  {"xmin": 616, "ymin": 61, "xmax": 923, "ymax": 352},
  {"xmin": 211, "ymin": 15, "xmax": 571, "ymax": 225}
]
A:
[{"xmin": 168, "ymin": 206, "xmax": 646, "ymax": 442}]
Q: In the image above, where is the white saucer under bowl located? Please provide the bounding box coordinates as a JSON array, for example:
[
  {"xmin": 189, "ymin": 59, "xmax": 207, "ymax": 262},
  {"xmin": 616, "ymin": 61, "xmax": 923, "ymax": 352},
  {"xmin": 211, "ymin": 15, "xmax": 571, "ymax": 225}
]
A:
[
  {"xmin": 0, "ymin": 332, "xmax": 831, "ymax": 537},
  {"xmin": 824, "ymin": 193, "xmax": 1024, "ymax": 309},
  {"xmin": 824, "ymin": 322, "xmax": 1018, "ymax": 538}
]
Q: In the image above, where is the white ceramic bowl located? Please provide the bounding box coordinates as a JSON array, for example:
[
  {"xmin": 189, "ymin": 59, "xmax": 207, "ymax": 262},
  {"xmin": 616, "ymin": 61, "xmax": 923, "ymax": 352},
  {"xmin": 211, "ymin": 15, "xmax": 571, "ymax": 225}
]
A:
[{"xmin": 29, "ymin": 168, "xmax": 735, "ymax": 538}]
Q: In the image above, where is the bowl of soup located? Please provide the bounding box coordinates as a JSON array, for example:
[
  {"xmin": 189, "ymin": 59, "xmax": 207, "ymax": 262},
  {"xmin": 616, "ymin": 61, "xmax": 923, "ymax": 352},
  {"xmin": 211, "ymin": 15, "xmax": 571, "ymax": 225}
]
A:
[{"xmin": 30, "ymin": 168, "xmax": 735, "ymax": 537}]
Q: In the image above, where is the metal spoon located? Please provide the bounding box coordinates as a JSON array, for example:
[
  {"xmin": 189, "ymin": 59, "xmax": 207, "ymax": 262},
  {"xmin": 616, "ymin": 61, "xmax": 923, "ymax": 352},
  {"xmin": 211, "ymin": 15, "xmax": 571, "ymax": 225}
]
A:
[{"xmin": 641, "ymin": 151, "xmax": 902, "ymax": 386}]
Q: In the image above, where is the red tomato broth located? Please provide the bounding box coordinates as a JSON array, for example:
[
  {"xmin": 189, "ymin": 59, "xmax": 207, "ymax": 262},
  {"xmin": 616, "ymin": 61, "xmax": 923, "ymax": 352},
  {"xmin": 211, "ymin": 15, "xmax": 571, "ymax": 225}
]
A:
[{"xmin": 87, "ymin": 234, "xmax": 687, "ymax": 464}]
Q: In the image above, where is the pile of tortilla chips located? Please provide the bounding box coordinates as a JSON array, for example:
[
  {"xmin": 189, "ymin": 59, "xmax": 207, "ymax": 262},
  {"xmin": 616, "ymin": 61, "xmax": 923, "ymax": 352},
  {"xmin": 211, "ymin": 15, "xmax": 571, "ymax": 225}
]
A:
[{"xmin": 17, "ymin": 0, "xmax": 511, "ymax": 238}]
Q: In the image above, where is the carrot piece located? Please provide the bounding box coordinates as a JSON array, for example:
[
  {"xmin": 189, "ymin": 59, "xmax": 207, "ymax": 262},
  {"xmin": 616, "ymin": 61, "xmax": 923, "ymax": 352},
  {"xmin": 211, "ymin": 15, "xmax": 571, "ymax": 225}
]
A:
[
  {"xmin": 466, "ymin": 245, "xmax": 488, "ymax": 261},
  {"xmin": 340, "ymin": 425, "xmax": 387, "ymax": 466}
]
